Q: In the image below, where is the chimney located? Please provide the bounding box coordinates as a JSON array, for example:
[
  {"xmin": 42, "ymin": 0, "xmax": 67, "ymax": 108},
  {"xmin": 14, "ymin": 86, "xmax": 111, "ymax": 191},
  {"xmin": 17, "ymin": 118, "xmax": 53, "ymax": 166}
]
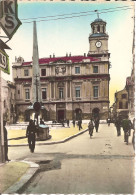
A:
[
  {"xmin": 53, "ymin": 53, "xmax": 55, "ymax": 58},
  {"xmin": 50, "ymin": 55, "xmax": 52, "ymax": 58},
  {"xmin": 69, "ymin": 52, "xmax": 71, "ymax": 57},
  {"xmin": 66, "ymin": 53, "xmax": 68, "ymax": 57},
  {"xmin": 84, "ymin": 53, "xmax": 86, "ymax": 57}
]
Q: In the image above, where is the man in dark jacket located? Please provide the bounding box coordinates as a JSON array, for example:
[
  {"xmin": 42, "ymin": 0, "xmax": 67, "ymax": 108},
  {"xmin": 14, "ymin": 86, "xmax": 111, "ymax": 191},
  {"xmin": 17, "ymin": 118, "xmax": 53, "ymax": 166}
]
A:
[
  {"xmin": 78, "ymin": 120, "xmax": 82, "ymax": 131},
  {"xmin": 122, "ymin": 116, "xmax": 132, "ymax": 144},
  {"xmin": 26, "ymin": 120, "xmax": 37, "ymax": 153},
  {"xmin": 94, "ymin": 117, "xmax": 100, "ymax": 132},
  {"xmin": 73, "ymin": 119, "xmax": 75, "ymax": 127},
  {"xmin": 115, "ymin": 117, "xmax": 121, "ymax": 136}
]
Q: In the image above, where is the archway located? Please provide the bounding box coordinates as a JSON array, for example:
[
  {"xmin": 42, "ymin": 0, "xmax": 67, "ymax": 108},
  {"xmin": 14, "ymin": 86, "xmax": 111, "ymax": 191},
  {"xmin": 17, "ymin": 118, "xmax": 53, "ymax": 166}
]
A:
[
  {"xmin": 92, "ymin": 108, "xmax": 100, "ymax": 119},
  {"xmin": 75, "ymin": 108, "xmax": 82, "ymax": 120}
]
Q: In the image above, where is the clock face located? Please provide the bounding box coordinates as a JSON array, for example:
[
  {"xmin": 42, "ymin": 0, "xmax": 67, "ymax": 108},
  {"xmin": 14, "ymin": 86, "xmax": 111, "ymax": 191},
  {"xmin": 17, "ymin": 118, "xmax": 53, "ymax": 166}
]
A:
[{"xmin": 96, "ymin": 41, "xmax": 102, "ymax": 48}]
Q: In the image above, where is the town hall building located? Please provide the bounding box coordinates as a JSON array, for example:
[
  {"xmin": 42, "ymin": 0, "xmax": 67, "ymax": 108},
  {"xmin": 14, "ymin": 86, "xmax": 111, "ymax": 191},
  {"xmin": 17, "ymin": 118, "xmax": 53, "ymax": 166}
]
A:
[{"xmin": 12, "ymin": 17, "xmax": 110, "ymax": 122}]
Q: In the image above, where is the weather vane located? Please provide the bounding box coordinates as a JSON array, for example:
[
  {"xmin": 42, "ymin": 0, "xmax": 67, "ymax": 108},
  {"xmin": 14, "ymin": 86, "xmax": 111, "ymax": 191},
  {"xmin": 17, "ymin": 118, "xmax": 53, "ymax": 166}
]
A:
[{"xmin": 95, "ymin": 10, "xmax": 99, "ymax": 19}]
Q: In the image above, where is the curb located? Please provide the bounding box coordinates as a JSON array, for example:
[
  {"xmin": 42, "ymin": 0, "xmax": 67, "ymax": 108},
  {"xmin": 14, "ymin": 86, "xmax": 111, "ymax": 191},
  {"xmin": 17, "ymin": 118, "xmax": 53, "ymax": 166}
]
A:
[
  {"xmin": 9, "ymin": 128, "xmax": 88, "ymax": 147},
  {"xmin": 3, "ymin": 160, "xmax": 39, "ymax": 194}
]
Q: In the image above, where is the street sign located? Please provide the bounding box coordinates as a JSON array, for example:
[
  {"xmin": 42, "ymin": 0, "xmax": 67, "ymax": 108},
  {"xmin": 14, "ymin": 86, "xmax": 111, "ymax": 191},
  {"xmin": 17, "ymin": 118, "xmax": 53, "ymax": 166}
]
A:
[
  {"xmin": 0, "ymin": 49, "xmax": 10, "ymax": 74},
  {"xmin": 0, "ymin": 0, "xmax": 22, "ymax": 39},
  {"xmin": 0, "ymin": 39, "xmax": 11, "ymax": 74}
]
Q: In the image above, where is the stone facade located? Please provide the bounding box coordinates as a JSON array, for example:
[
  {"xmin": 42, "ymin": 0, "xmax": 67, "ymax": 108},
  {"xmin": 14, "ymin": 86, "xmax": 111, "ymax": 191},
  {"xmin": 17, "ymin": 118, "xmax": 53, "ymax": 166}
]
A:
[
  {"xmin": 12, "ymin": 18, "xmax": 110, "ymax": 122},
  {"xmin": 1, "ymin": 78, "xmax": 16, "ymax": 124},
  {"xmin": 114, "ymin": 88, "xmax": 129, "ymax": 119},
  {"xmin": 125, "ymin": 20, "xmax": 135, "ymax": 122}
]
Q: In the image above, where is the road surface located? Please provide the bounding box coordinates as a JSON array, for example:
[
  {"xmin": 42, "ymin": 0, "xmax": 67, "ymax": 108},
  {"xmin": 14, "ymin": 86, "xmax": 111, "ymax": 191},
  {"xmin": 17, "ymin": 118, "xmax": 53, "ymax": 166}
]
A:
[{"xmin": 9, "ymin": 123, "xmax": 135, "ymax": 194}]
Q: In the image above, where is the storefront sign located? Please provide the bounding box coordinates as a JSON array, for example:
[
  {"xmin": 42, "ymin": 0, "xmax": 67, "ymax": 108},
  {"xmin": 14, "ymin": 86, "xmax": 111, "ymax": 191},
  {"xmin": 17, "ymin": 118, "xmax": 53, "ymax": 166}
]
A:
[
  {"xmin": 0, "ymin": 0, "xmax": 22, "ymax": 39},
  {"xmin": 0, "ymin": 49, "xmax": 10, "ymax": 74}
]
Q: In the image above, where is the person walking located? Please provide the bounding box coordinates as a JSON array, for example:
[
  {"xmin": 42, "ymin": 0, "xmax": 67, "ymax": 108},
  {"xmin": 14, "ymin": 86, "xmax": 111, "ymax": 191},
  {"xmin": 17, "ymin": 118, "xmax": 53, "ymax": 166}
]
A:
[
  {"xmin": 26, "ymin": 119, "xmax": 37, "ymax": 153},
  {"xmin": 122, "ymin": 116, "xmax": 132, "ymax": 145},
  {"xmin": 67, "ymin": 119, "xmax": 70, "ymax": 127},
  {"xmin": 107, "ymin": 118, "xmax": 110, "ymax": 126},
  {"xmin": 94, "ymin": 117, "xmax": 100, "ymax": 132},
  {"xmin": 40, "ymin": 118, "xmax": 45, "ymax": 125},
  {"xmin": 3, "ymin": 120, "xmax": 10, "ymax": 161},
  {"xmin": 78, "ymin": 120, "xmax": 82, "ymax": 131},
  {"xmin": 88, "ymin": 119, "xmax": 95, "ymax": 138},
  {"xmin": 115, "ymin": 117, "xmax": 121, "ymax": 136},
  {"xmin": 72, "ymin": 119, "xmax": 75, "ymax": 127},
  {"xmin": 132, "ymin": 118, "xmax": 135, "ymax": 150}
]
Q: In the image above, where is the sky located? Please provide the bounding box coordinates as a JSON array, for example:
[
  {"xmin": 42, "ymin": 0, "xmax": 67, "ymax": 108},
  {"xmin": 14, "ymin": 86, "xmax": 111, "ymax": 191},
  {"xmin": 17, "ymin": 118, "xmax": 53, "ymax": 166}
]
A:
[{"xmin": 0, "ymin": 1, "xmax": 135, "ymax": 106}]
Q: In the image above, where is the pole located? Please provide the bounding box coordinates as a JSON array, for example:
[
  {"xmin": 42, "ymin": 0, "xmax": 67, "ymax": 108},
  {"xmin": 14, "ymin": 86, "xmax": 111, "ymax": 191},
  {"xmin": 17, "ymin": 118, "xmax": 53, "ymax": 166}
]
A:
[
  {"xmin": 35, "ymin": 74, "xmax": 39, "ymax": 126},
  {"xmin": 35, "ymin": 74, "xmax": 38, "ymax": 102},
  {"xmin": 0, "ymin": 69, "xmax": 5, "ymax": 163}
]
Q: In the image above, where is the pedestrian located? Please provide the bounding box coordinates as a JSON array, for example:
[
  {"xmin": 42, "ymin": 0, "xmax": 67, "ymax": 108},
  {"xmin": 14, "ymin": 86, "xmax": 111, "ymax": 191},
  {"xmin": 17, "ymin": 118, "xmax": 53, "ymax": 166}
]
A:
[
  {"xmin": 3, "ymin": 120, "xmax": 10, "ymax": 161},
  {"xmin": 26, "ymin": 119, "xmax": 37, "ymax": 153},
  {"xmin": 61, "ymin": 119, "xmax": 65, "ymax": 127},
  {"xmin": 88, "ymin": 119, "xmax": 95, "ymax": 138},
  {"xmin": 67, "ymin": 119, "xmax": 70, "ymax": 127},
  {"xmin": 80, "ymin": 119, "xmax": 83, "ymax": 129},
  {"xmin": 115, "ymin": 117, "xmax": 121, "ymax": 136},
  {"xmin": 40, "ymin": 118, "xmax": 44, "ymax": 125},
  {"xmin": 73, "ymin": 119, "xmax": 75, "ymax": 127},
  {"xmin": 78, "ymin": 120, "xmax": 82, "ymax": 131},
  {"xmin": 132, "ymin": 130, "xmax": 135, "ymax": 150},
  {"xmin": 107, "ymin": 118, "xmax": 110, "ymax": 126},
  {"xmin": 94, "ymin": 117, "xmax": 100, "ymax": 132},
  {"xmin": 121, "ymin": 116, "xmax": 132, "ymax": 145},
  {"xmin": 132, "ymin": 118, "xmax": 135, "ymax": 150}
]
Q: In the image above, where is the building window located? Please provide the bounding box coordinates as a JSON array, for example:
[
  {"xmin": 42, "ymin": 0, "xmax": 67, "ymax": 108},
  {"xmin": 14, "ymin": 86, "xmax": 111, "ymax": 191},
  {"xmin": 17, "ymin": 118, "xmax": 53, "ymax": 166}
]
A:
[
  {"xmin": 75, "ymin": 67, "xmax": 80, "ymax": 74},
  {"xmin": 25, "ymin": 89, "xmax": 30, "ymax": 100},
  {"xmin": 24, "ymin": 69, "xmax": 29, "ymax": 76},
  {"xmin": 42, "ymin": 88, "xmax": 47, "ymax": 100},
  {"xmin": 75, "ymin": 87, "xmax": 80, "ymax": 98},
  {"xmin": 93, "ymin": 66, "xmax": 98, "ymax": 73},
  {"xmin": 11, "ymin": 104, "xmax": 13, "ymax": 113},
  {"xmin": 41, "ymin": 69, "xmax": 46, "ymax": 76},
  {"xmin": 126, "ymin": 101, "xmax": 128, "ymax": 109},
  {"xmin": 18, "ymin": 90, "xmax": 20, "ymax": 94},
  {"xmin": 122, "ymin": 94, "xmax": 127, "ymax": 99},
  {"xmin": 119, "ymin": 102, "xmax": 123, "ymax": 109},
  {"xmin": 59, "ymin": 88, "xmax": 63, "ymax": 99},
  {"xmin": 97, "ymin": 25, "xmax": 100, "ymax": 32},
  {"xmin": 93, "ymin": 86, "xmax": 98, "ymax": 98}
]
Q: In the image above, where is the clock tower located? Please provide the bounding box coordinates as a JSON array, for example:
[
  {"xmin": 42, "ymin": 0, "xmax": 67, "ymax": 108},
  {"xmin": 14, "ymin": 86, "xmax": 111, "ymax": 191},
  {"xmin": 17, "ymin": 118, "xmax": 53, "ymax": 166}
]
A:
[{"xmin": 88, "ymin": 17, "xmax": 110, "ymax": 59}]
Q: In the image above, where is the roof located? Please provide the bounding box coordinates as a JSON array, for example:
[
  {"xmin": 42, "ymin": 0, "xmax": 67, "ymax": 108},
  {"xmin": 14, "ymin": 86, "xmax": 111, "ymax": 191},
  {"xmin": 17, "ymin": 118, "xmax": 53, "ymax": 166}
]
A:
[
  {"xmin": 22, "ymin": 55, "xmax": 100, "ymax": 66},
  {"xmin": 94, "ymin": 18, "xmax": 103, "ymax": 22},
  {"xmin": 89, "ymin": 33, "xmax": 108, "ymax": 38}
]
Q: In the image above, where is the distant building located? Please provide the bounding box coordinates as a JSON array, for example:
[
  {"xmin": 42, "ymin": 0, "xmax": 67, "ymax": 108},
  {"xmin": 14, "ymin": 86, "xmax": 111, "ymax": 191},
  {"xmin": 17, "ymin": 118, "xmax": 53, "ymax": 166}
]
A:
[
  {"xmin": 114, "ymin": 88, "xmax": 129, "ymax": 119},
  {"xmin": 125, "ymin": 18, "xmax": 135, "ymax": 122},
  {"xmin": 1, "ymin": 78, "xmax": 16, "ymax": 124},
  {"xmin": 12, "ymin": 17, "xmax": 111, "ymax": 122}
]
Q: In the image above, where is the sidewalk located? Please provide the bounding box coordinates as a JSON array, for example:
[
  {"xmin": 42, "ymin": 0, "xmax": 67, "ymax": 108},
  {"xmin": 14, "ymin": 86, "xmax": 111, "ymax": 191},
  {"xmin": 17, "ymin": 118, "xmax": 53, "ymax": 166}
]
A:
[
  {"xmin": 1, "ymin": 123, "xmax": 88, "ymax": 193},
  {"xmin": 8, "ymin": 123, "xmax": 88, "ymax": 146}
]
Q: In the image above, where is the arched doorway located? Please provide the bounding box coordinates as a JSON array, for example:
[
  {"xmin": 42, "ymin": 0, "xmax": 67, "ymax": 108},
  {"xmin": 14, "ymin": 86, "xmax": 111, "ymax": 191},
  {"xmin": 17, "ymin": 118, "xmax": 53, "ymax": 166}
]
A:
[
  {"xmin": 58, "ymin": 110, "xmax": 65, "ymax": 122},
  {"xmin": 92, "ymin": 108, "xmax": 100, "ymax": 119},
  {"xmin": 75, "ymin": 108, "xmax": 82, "ymax": 120}
]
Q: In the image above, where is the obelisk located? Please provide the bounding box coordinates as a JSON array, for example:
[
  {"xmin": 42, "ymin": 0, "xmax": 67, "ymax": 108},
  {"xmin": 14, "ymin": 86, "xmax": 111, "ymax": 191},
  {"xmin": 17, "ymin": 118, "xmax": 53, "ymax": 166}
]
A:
[{"xmin": 32, "ymin": 21, "xmax": 41, "ymax": 103}]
